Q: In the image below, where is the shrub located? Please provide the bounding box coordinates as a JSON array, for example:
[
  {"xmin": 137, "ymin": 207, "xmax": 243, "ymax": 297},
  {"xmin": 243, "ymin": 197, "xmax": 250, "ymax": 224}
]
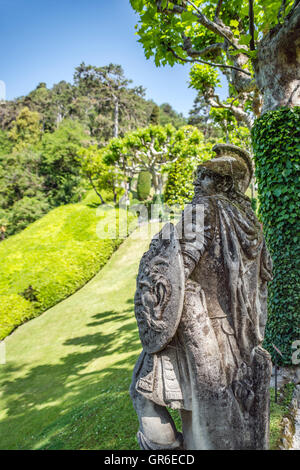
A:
[
  {"xmin": 0, "ymin": 202, "xmax": 136, "ymax": 340},
  {"xmin": 137, "ymin": 171, "xmax": 151, "ymax": 201},
  {"xmin": 164, "ymin": 157, "xmax": 196, "ymax": 207},
  {"xmin": 0, "ymin": 294, "xmax": 35, "ymax": 339},
  {"xmin": 252, "ymin": 107, "xmax": 300, "ymax": 365},
  {"xmin": 7, "ymin": 195, "xmax": 50, "ymax": 235}
]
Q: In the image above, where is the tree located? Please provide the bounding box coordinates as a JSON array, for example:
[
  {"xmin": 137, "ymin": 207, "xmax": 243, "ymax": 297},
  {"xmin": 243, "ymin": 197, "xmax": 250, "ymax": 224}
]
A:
[
  {"xmin": 0, "ymin": 148, "xmax": 49, "ymax": 235},
  {"xmin": 130, "ymin": 0, "xmax": 299, "ymax": 123},
  {"xmin": 23, "ymin": 82, "xmax": 55, "ymax": 132},
  {"xmin": 137, "ymin": 170, "xmax": 152, "ymax": 200},
  {"xmin": 130, "ymin": 0, "xmax": 300, "ymax": 363},
  {"xmin": 102, "ymin": 136, "xmax": 139, "ymax": 201},
  {"xmin": 188, "ymin": 94, "xmax": 223, "ymax": 139},
  {"xmin": 78, "ymin": 145, "xmax": 123, "ymax": 204},
  {"xmin": 104, "ymin": 124, "xmax": 206, "ymax": 195},
  {"xmin": 159, "ymin": 103, "xmax": 187, "ymax": 128},
  {"xmin": 0, "ymin": 129, "xmax": 13, "ymax": 156},
  {"xmin": 40, "ymin": 119, "xmax": 91, "ymax": 206},
  {"xmin": 74, "ymin": 63, "xmax": 148, "ymax": 140},
  {"xmin": 9, "ymin": 107, "xmax": 42, "ymax": 151},
  {"xmin": 164, "ymin": 126, "xmax": 214, "ymax": 206},
  {"xmin": 149, "ymin": 104, "xmax": 161, "ymax": 124}
]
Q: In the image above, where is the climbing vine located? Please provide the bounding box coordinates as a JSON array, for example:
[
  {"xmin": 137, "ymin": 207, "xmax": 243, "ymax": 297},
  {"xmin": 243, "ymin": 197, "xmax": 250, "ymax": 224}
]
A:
[{"xmin": 252, "ymin": 107, "xmax": 300, "ymax": 365}]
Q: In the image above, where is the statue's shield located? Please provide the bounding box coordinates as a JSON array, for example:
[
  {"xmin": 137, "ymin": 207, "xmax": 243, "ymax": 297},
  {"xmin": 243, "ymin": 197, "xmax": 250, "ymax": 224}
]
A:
[{"xmin": 134, "ymin": 223, "xmax": 185, "ymax": 354}]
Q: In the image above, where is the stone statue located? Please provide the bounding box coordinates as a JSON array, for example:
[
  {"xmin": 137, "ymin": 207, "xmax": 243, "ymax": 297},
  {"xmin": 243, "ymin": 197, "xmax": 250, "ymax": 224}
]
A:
[{"xmin": 130, "ymin": 144, "xmax": 273, "ymax": 450}]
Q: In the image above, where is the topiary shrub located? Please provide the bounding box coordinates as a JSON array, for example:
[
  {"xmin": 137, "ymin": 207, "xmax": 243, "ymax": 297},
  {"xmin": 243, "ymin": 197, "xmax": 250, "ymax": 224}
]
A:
[
  {"xmin": 164, "ymin": 157, "xmax": 196, "ymax": 207},
  {"xmin": 137, "ymin": 171, "xmax": 151, "ymax": 201},
  {"xmin": 0, "ymin": 203, "xmax": 137, "ymax": 340},
  {"xmin": 252, "ymin": 107, "xmax": 300, "ymax": 365}
]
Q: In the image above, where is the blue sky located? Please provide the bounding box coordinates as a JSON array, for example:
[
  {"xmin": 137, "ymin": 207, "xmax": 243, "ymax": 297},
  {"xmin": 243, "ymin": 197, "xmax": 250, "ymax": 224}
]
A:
[{"xmin": 0, "ymin": 0, "xmax": 227, "ymax": 117}]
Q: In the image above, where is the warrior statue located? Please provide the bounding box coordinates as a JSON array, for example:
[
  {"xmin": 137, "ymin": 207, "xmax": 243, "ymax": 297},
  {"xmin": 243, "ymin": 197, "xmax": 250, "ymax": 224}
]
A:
[{"xmin": 130, "ymin": 144, "xmax": 273, "ymax": 450}]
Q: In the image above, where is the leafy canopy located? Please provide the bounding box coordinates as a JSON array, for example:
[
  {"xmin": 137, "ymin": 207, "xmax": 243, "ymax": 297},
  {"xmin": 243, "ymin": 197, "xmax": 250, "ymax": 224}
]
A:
[{"xmin": 131, "ymin": 0, "xmax": 295, "ymax": 66}]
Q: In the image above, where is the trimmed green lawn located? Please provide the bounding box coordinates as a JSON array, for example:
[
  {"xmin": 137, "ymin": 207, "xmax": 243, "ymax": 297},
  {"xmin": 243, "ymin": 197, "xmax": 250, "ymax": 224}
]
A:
[
  {"xmin": 0, "ymin": 224, "xmax": 158, "ymax": 450},
  {"xmin": 0, "ymin": 197, "xmax": 136, "ymax": 340},
  {"xmin": 0, "ymin": 220, "xmax": 288, "ymax": 449}
]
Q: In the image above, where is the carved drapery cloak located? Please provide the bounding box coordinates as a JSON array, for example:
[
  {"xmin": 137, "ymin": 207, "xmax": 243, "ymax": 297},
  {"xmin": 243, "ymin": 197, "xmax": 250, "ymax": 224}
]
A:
[{"xmin": 132, "ymin": 194, "xmax": 272, "ymax": 447}]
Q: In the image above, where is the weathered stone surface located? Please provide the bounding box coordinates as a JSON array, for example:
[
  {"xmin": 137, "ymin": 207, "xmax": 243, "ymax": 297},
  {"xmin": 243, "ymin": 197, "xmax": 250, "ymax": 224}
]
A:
[
  {"xmin": 134, "ymin": 223, "xmax": 185, "ymax": 354},
  {"xmin": 130, "ymin": 144, "xmax": 273, "ymax": 450}
]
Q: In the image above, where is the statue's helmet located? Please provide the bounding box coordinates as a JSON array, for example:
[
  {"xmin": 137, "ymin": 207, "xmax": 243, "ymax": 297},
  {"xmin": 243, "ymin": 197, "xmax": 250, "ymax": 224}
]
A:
[{"xmin": 197, "ymin": 144, "xmax": 253, "ymax": 193}]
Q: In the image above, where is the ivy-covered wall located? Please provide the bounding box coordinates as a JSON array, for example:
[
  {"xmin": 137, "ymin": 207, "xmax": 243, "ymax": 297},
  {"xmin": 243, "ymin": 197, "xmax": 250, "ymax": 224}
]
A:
[{"xmin": 252, "ymin": 107, "xmax": 300, "ymax": 365}]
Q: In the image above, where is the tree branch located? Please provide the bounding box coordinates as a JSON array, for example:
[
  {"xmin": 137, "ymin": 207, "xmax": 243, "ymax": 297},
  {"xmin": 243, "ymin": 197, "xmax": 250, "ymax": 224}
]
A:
[
  {"xmin": 215, "ymin": 0, "xmax": 223, "ymax": 19},
  {"xmin": 278, "ymin": 0, "xmax": 287, "ymax": 22},
  {"xmin": 249, "ymin": 0, "xmax": 256, "ymax": 50},
  {"xmin": 290, "ymin": 0, "xmax": 300, "ymax": 15},
  {"xmin": 159, "ymin": 0, "xmax": 237, "ymax": 49},
  {"xmin": 207, "ymin": 94, "xmax": 253, "ymax": 129},
  {"xmin": 185, "ymin": 0, "xmax": 236, "ymax": 46},
  {"xmin": 87, "ymin": 174, "xmax": 105, "ymax": 204},
  {"xmin": 167, "ymin": 46, "xmax": 251, "ymax": 76},
  {"xmin": 182, "ymin": 33, "xmax": 223, "ymax": 58}
]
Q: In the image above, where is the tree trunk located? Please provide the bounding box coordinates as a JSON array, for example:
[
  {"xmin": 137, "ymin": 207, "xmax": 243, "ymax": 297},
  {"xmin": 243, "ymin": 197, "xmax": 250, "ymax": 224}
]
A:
[
  {"xmin": 254, "ymin": 4, "xmax": 300, "ymax": 114},
  {"xmin": 251, "ymin": 5, "xmax": 300, "ymax": 365},
  {"xmin": 88, "ymin": 175, "xmax": 105, "ymax": 205},
  {"xmin": 158, "ymin": 174, "xmax": 163, "ymax": 194},
  {"xmin": 112, "ymin": 181, "xmax": 117, "ymax": 203},
  {"xmin": 151, "ymin": 171, "xmax": 159, "ymax": 194},
  {"xmin": 113, "ymin": 96, "xmax": 119, "ymax": 138}
]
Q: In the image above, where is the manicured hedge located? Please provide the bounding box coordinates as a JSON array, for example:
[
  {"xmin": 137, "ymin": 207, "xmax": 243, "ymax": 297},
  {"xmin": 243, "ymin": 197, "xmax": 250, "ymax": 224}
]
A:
[
  {"xmin": 252, "ymin": 107, "xmax": 300, "ymax": 365},
  {"xmin": 0, "ymin": 201, "xmax": 136, "ymax": 340},
  {"xmin": 137, "ymin": 171, "xmax": 151, "ymax": 201}
]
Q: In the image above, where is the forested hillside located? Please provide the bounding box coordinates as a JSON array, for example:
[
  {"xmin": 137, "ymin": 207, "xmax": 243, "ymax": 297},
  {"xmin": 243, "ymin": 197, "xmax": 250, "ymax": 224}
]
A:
[{"xmin": 0, "ymin": 63, "xmax": 187, "ymax": 237}]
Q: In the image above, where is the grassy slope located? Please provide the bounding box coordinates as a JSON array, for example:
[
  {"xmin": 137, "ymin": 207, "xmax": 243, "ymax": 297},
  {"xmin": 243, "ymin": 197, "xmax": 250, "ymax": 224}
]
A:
[
  {"xmin": 0, "ymin": 224, "xmax": 159, "ymax": 450},
  {"xmin": 0, "ymin": 194, "xmax": 136, "ymax": 340},
  {"xmin": 0, "ymin": 220, "xmax": 286, "ymax": 450}
]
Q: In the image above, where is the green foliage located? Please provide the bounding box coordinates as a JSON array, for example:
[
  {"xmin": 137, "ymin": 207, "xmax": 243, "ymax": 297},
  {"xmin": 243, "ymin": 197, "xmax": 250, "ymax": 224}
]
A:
[
  {"xmin": 40, "ymin": 119, "xmax": 90, "ymax": 206},
  {"xmin": 130, "ymin": 0, "xmax": 295, "ymax": 67},
  {"xmin": 159, "ymin": 103, "xmax": 187, "ymax": 128},
  {"xmin": 137, "ymin": 170, "xmax": 151, "ymax": 200},
  {"xmin": 189, "ymin": 64, "xmax": 220, "ymax": 94},
  {"xmin": 149, "ymin": 104, "xmax": 160, "ymax": 125},
  {"xmin": 0, "ymin": 202, "xmax": 137, "ymax": 340},
  {"xmin": 9, "ymin": 107, "xmax": 42, "ymax": 150},
  {"xmin": 0, "ymin": 119, "xmax": 94, "ymax": 236},
  {"xmin": 78, "ymin": 145, "xmax": 123, "ymax": 204},
  {"xmin": 104, "ymin": 124, "xmax": 206, "ymax": 195},
  {"xmin": 7, "ymin": 195, "xmax": 50, "ymax": 235},
  {"xmin": 0, "ymin": 63, "xmax": 189, "ymax": 237},
  {"xmin": 73, "ymin": 62, "xmax": 149, "ymax": 140},
  {"xmin": 269, "ymin": 383, "xmax": 296, "ymax": 450},
  {"xmin": 0, "ymin": 148, "xmax": 50, "ymax": 235},
  {"xmin": 0, "ymin": 64, "xmax": 155, "ymax": 145},
  {"xmin": 252, "ymin": 107, "xmax": 300, "ymax": 365},
  {"xmin": 164, "ymin": 137, "xmax": 212, "ymax": 206},
  {"xmin": 0, "ymin": 223, "xmax": 288, "ymax": 449},
  {"xmin": 0, "ymin": 129, "xmax": 13, "ymax": 156},
  {"xmin": 130, "ymin": 0, "xmax": 297, "ymax": 129},
  {"xmin": 164, "ymin": 157, "xmax": 196, "ymax": 207},
  {"xmin": 0, "ymin": 294, "xmax": 35, "ymax": 340}
]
